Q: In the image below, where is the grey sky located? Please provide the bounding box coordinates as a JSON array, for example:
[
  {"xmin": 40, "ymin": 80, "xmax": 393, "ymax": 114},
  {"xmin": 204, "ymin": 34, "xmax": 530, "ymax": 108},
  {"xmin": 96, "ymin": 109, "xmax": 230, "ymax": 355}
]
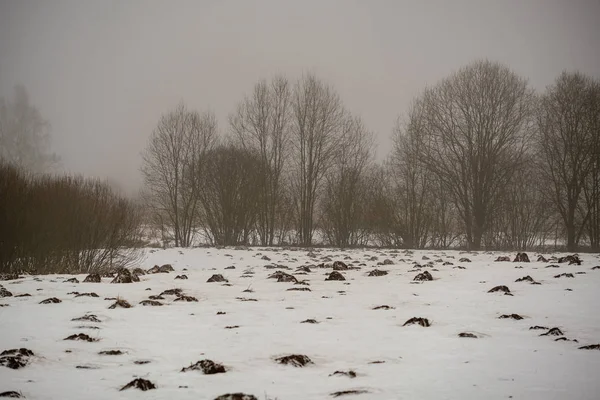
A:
[{"xmin": 1, "ymin": 0, "xmax": 599, "ymax": 194}]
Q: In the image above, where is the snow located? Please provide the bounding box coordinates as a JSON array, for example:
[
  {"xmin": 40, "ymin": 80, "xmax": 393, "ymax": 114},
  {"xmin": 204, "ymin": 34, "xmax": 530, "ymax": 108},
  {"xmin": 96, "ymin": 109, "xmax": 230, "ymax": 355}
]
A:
[{"xmin": 1, "ymin": 248, "xmax": 600, "ymax": 400}]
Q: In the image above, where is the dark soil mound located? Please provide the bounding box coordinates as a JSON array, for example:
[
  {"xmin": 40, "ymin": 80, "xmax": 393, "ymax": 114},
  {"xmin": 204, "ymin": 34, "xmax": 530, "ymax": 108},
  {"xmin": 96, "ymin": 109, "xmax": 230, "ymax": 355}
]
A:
[
  {"xmin": 64, "ymin": 333, "xmax": 97, "ymax": 342},
  {"xmin": 382, "ymin": 259, "xmax": 394, "ymax": 265},
  {"xmin": 499, "ymin": 314, "xmax": 524, "ymax": 320},
  {"xmin": 458, "ymin": 332, "xmax": 478, "ymax": 338},
  {"xmin": 0, "ymin": 274, "xmax": 20, "ymax": 281},
  {"xmin": 554, "ymin": 273, "xmax": 574, "ymax": 278},
  {"xmin": 529, "ymin": 326, "xmax": 549, "ymax": 330},
  {"xmin": 372, "ymin": 305, "xmax": 394, "ymax": 310},
  {"xmin": 140, "ymin": 300, "xmax": 163, "ymax": 306},
  {"xmin": 207, "ymin": 274, "xmax": 228, "ymax": 283},
  {"xmin": 325, "ymin": 271, "xmax": 346, "ymax": 281},
  {"xmin": 64, "ymin": 278, "xmax": 79, "ymax": 283},
  {"xmin": 333, "ymin": 261, "xmax": 348, "ymax": 271},
  {"xmin": 148, "ymin": 295, "xmax": 164, "ymax": 300},
  {"xmin": 403, "ymin": 317, "xmax": 431, "ymax": 327},
  {"xmin": 301, "ymin": 319, "xmax": 319, "ymax": 324},
  {"xmin": 541, "ymin": 327, "xmax": 564, "ymax": 336},
  {"xmin": 296, "ymin": 266, "xmax": 312, "ymax": 273},
  {"xmin": 592, "ymin": 266, "xmax": 600, "ymax": 270},
  {"xmin": 72, "ymin": 314, "xmax": 101, "ymax": 323},
  {"xmin": 99, "ymin": 350, "xmax": 124, "ymax": 355},
  {"xmin": 174, "ymin": 295, "xmax": 198, "ymax": 302},
  {"xmin": 488, "ymin": 285, "xmax": 511, "ymax": 294},
  {"xmin": 175, "ymin": 275, "xmax": 188, "ymax": 280},
  {"xmin": 0, "ymin": 288, "xmax": 13, "ymax": 298},
  {"xmin": 132, "ymin": 268, "xmax": 146, "ymax": 276},
  {"xmin": 182, "ymin": 359, "xmax": 226, "ymax": 374},
  {"xmin": 14, "ymin": 294, "xmax": 30, "ymax": 298},
  {"xmin": 0, "ymin": 348, "xmax": 34, "ymax": 369},
  {"xmin": 287, "ymin": 287, "xmax": 311, "ymax": 291},
  {"xmin": 459, "ymin": 258, "xmax": 471, "ymax": 262},
  {"xmin": 331, "ymin": 390, "xmax": 369, "ymax": 397},
  {"xmin": 0, "ymin": 391, "xmax": 23, "ymax": 398},
  {"xmin": 111, "ymin": 269, "xmax": 139, "ymax": 284},
  {"xmin": 537, "ymin": 255, "xmax": 549, "ymax": 262},
  {"xmin": 147, "ymin": 264, "xmax": 174, "ymax": 274},
  {"xmin": 40, "ymin": 297, "xmax": 61, "ymax": 304},
  {"xmin": 225, "ymin": 266, "xmax": 236, "ymax": 270},
  {"xmin": 108, "ymin": 299, "xmax": 132, "ymax": 309},
  {"xmin": 513, "ymin": 253, "xmax": 530, "ymax": 262},
  {"xmin": 83, "ymin": 274, "xmax": 101, "ymax": 283},
  {"xmin": 275, "ymin": 354, "xmax": 313, "ymax": 367},
  {"xmin": 330, "ymin": 370, "xmax": 356, "ymax": 378},
  {"xmin": 579, "ymin": 344, "xmax": 600, "ymax": 350},
  {"xmin": 214, "ymin": 394, "xmax": 258, "ymax": 400},
  {"xmin": 368, "ymin": 269, "xmax": 388, "ymax": 277},
  {"xmin": 160, "ymin": 288, "xmax": 183, "ymax": 296},
  {"xmin": 414, "ymin": 271, "xmax": 433, "ymax": 281},
  {"xmin": 515, "ymin": 276, "xmax": 534, "ymax": 283},
  {"xmin": 495, "ymin": 256, "xmax": 511, "ymax": 262},
  {"xmin": 120, "ymin": 378, "xmax": 156, "ymax": 391},
  {"xmin": 75, "ymin": 292, "xmax": 99, "ymax": 298},
  {"xmin": 558, "ymin": 255, "xmax": 582, "ymax": 265}
]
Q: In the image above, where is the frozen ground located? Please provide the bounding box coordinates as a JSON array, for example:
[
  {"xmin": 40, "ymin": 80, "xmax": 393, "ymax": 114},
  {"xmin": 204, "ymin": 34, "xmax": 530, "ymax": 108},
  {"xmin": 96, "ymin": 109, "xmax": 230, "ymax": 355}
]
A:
[{"xmin": 1, "ymin": 248, "xmax": 599, "ymax": 400}]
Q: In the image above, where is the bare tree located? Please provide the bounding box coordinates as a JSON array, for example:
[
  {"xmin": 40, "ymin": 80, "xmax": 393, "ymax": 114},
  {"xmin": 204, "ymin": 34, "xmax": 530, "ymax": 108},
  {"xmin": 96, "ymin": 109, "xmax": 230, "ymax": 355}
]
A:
[
  {"xmin": 320, "ymin": 116, "xmax": 374, "ymax": 247},
  {"xmin": 390, "ymin": 102, "xmax": 434, "ymax": 248},
  {"xmin": 416, "ymin": 60, "xmax": 534, "ymax": 250},
  {"xmin": 141, "ymin": 103, "xmax": 217, "ymax": 247},
  {"xmin": 0, "ymin": 85, "xmax": 59, "ymax": 173},
  {"xmin": 583, "ymin": 80, "xmax": 600, "ymax": 251},
  {"xmin": 536, "ymin": 72, "xmax": 598, "ymax": 251},
  {"xmin": 230, "ymin": 76, "xmax": 291, "ymax": 245},
  {"xmin": 290, "ymin": 73, "xmax": 345, "ymax": 246},
  {"xmin": 198, "ymin": 144, "xmax": 263, "ymax": 246}
]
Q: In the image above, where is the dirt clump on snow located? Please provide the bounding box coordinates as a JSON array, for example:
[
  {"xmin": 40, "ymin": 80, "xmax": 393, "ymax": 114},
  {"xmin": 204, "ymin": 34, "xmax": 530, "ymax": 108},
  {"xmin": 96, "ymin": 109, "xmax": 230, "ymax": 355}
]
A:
[
  {"xmin": 515, "ymin": 276, "xmax": 535, "ymax": 283},
  {"xmin": 579, "ymin": 344, "xmax": 600, "ymax": 350},
  {"xmin": 330, "ymin": 370, "xmax": 356, "ymax": 378},
  {"xmin": 75, "ymin": 292, "xmax": 99, "ymax": 298},
  {"xmin": 181, "ymin": 359, "xmax": 226, "ymax": 374},
  {"xmin": 174, "ymin": 295, "xmax": 198, "ymax": 302},
  {"xmin": 120, "ymin": 378, "xmax": 156, "ymax": 391},
  {"xmin": 558, "ymin": 255, "xmax": 582, "ymax": 265},
  {"xmin": 72, "ymin": 314, "xmax": 101, "ymax": 323},
  {"xmin": 39, "ymin": 297, "xmax": 61, "ymax": 304},
  {"xmin": 175, "ymin": 274, "xmax": 188, "ymax": 280},
  {"xmin": 140, "ymin": 300, "xmax": 163, "ymax": 306},
  {"xmin": 111, "ymin": 269, "xmax": 139, "ymax": 284},
  {"xmin": 368, "ymin": 269, "xmax": 388, "ymax": 277},
  {"xmin": 325, "ymin": 271, "xmax": 346, "ymax": 281},
  {"xmin": 540, "ymin": 327, "xmax": 564, "ymax": 336},
  {"xmin": 207, "ymin": 274, "xmax": 228, "ymax": 283},
  {"xmin": 108, "ymin": 298, "xmax": 132, "ymax": 309},
  {"xmin": 403, "ymin": 317, "xmax": 431, "ymax": 327},
  {"xmin": 99, "ymin": 350, "xmax": 124, "ymax": 355},
  {"xmin": 331, "ymin": 390, "xmax": 370, "ymax": 397},
  {"xmin": 64, "ymin": 333, "xmax": 97, "ymax": 342},
  {"xmin": 275, "ymin": 354, "xmax": 313, "ymax": 367},
  {"xmin": 0, "ymin": 391, "xmax": 23, "ymax": 398},
  {"xmin": 0, "ymin": 288, "xmax": 13, "ymax": 298},
  {"xmin": 414, "ymin": 271, "xmax": 433, "ymax": 281},
  {"xmin": 488, "ymin": 285, "xmax": 512, "ymax": 295},
  {"xmin": 333, "ymin": 261, "xmax": 348, "ymax": 271},
  {"xmin": 495, "ymin": 256, "xmax": 511, "ymax": 262},
  {"xmin": 458, "ymin": 332, "xmax": 478, "ymax": 338},
  {"xmin": 0, "ymin": 348, "xmax": 34, "ymax": 369},
  {"xmin": 499, "ymin": 314, "xmax": 524, "ymax": 320},
  {"xmin": 213, "ymin": 394, "xmax": 258, "ymax": 400},
  {"xmin": 554, "ymin": 273, "xmax": 574, "ymax": 278},
  {"xmin": 513, "ymin": 253, "xmax": 530, "ymax": 262},
  {"xmin": 83, "ymin": 274, "xmax": 101, "ymax": 283}
]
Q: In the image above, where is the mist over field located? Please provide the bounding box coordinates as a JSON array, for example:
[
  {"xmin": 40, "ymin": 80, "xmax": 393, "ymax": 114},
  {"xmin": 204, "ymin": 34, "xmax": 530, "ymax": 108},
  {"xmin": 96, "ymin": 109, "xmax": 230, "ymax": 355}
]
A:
[{"xmin": 1, "ymin": 2, "xmax": 600, "ymax": 399}]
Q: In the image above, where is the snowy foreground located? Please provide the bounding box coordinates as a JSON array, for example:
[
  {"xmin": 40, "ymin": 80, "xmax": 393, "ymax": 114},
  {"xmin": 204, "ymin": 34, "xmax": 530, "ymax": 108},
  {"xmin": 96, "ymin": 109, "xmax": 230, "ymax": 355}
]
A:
[{"xmin": 1, "ymin": 248, "xmax": 600, "ymax": 400}]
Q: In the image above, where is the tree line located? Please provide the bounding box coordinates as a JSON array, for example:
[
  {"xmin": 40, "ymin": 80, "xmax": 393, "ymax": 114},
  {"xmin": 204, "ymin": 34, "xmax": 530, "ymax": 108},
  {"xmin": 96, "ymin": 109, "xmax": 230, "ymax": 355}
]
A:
[{"xmin": 140, "ymin": 60, "xmax": 600, "ymax": 252}]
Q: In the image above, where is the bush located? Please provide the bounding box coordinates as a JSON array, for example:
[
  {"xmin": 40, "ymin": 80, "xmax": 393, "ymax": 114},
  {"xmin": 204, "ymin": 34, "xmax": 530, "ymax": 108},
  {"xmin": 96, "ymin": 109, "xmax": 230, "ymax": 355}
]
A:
[{"xmin": 0, "ymin": 162, "xmax": 142, "ymax": 274}]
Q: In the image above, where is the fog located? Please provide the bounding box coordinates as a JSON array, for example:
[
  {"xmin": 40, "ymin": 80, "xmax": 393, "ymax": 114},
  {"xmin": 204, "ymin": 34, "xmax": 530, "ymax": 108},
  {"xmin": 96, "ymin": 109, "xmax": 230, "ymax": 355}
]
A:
[{"xmin": 1, "ymin": 0, "xmax": 598, "ymax": 195}]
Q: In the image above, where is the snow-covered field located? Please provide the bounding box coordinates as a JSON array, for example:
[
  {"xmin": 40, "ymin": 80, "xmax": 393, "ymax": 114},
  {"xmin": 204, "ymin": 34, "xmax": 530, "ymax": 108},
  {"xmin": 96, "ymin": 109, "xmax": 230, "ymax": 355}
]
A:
[{"xmin": 1, "ymin": 248, "xmax": 600, "ymax": 400}]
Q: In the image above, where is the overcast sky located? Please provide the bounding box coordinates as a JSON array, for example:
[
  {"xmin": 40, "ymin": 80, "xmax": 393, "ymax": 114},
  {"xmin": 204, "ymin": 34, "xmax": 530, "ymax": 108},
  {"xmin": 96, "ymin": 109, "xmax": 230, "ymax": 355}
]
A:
[{"xmin": 1, "ymin": 0, "xmax": 599, "ymax": 194}]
